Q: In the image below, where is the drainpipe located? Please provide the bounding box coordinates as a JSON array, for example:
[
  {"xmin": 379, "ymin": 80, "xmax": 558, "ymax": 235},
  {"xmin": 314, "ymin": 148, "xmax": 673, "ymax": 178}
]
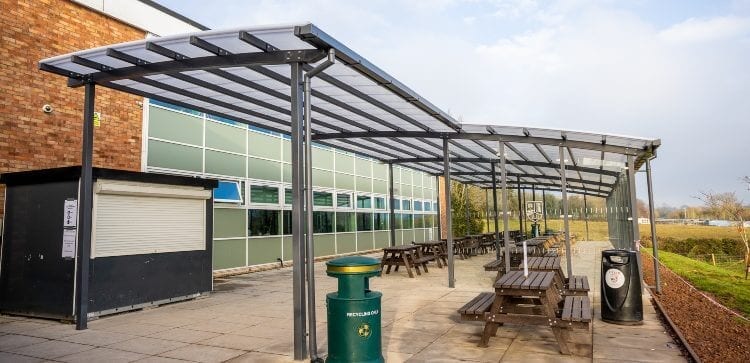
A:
[{"xmin": 304, "ymin": 49, "xmax": 335, "ymax": 363}]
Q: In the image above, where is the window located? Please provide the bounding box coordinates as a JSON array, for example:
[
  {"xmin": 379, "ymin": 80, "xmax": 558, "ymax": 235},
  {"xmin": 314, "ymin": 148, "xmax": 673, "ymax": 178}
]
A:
[
  {"xmin": 402, "ymin": 199, "xmax": 411, "ymax": 211},
  {"xmin": 356, "ymin": 213, "xmax": 373, "ymax": 231},
  {"xmin": 414, "ymin": 214, "xmax": 424, "ymax": 228},
  {"xmin": 214, "ymin": 181, "xmax": 242, "ymax": 203},
  {"xmin": 251, "ymin": 185, "xmax": 279, "ymax": 204},
  {"xmin": 283, "ymin": 210, "xmax": 292, "ymax": 235},
  {"xmin": 402, "ymin": 214, "xmax": 413, "ymax": 229},
  {"xmin": 248, "ymin": 209, "xmax": 280, "ymax": 236},
  {"xmin": 336, "ymin": 212, "xmax": 355, "ymax": 232},
  {"xmin": 313, "ymin": 211, "xmax": 334, "ymax": 233},
  {"xmin": 424, "ymin": 214, "xmax": 434, "ymax": 228},
  {"xmin": 414, "ymin": 201, "xmax": 423, "ymax": 211},
  {"xmin": 284, "ymin": 188, "xmax": 292, "ymax": 205},
  {"xmin": 337, "ymin": 193, "xmax": 352, "ymax": 208},
  {"xmin": 374, "ymin": 197, "xmax": 386, "ymax": 210},
  {"xmin": 394, "ymin": 213, "xmax": 402, "ymax": 229},
  {"xmin": 313, "ymin": 191, "xmax": 333, "ymax": 207},
  {"xmin": 393, "ymin": 198, "xmax": 400, "ymax": 210},
  {"xmin": 433, "ymin": 202, "xmax": 438, "ymax": 211},
  {"xmin": 356, "ymin": 195, "xmax": 372, "ymax": 209},
  {"xmin": 424, "ymin": 202, "xmax": 431, "ymax": 211},
  {"xmin": 374, "ymin": 213, "xmax": 389, "ymax": 230}
]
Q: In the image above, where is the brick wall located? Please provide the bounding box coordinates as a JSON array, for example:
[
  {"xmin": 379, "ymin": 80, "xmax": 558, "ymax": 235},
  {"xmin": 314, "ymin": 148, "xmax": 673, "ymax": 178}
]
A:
[{"xmin": 0, "ymin": 0, "xmax": 146, "ymax": 216}]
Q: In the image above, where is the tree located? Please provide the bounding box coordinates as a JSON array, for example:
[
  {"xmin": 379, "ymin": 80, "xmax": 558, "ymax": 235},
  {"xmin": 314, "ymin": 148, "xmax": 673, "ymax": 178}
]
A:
[{"xmin": 695, "ymin": 191, "xmax": 750, "ymax": 267}]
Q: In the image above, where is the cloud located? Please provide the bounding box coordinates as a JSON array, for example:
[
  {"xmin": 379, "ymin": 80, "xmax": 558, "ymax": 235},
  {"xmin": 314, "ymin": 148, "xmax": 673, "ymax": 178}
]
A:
[{"xmin": 659, "ymin": 16, "xmax": 750, "ymax": 43}]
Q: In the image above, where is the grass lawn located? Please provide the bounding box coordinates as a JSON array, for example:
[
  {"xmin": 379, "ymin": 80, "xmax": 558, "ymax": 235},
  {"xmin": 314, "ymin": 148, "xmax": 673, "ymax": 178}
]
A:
[{"xmin": 644, "ymin": 250, "xmax": 750, "ymax": 318}]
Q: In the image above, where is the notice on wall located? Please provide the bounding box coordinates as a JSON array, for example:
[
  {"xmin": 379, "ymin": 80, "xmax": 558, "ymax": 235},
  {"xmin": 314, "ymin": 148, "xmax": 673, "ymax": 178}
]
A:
[
  {"xmin": 63, "ymin": 199, "xmax": 77, "ymax": 227},
  {"xmin": 62, "ymin": 229, "xmax": 77, "ymax": 258}
]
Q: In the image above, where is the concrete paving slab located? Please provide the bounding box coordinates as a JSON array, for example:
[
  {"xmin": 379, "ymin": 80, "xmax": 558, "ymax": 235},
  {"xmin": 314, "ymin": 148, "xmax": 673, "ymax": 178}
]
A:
[
  {"xmin": 9, "ymin": 340, "xmax": 95, "ymax": 360},
  {"xmin": 60, "ymin": 330, "xmax": 136, "ymax": 346},
  {"xmin": 158, "ymin": 344, "xmax": 245, "ymax": 363},
  {"xmin": 0, "ymin": 351, "xmax": 45, "ymax": 363},
  {"xmin": 0, "ymin": 334, "xmax": 48, "ymax": 350},
  {"xmin": 106, "ymin": 336, "xmax": 189, "ymax": 355},
  {"xmin": 56, "ymin": 347, "xmax": 146, "ymax": 363}
]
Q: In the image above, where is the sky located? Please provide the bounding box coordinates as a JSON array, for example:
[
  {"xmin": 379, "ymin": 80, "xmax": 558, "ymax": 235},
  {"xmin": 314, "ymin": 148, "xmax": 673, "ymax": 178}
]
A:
[{"xmin": 158, "ymin": 0, "xmax": 750, "ymax": 207}]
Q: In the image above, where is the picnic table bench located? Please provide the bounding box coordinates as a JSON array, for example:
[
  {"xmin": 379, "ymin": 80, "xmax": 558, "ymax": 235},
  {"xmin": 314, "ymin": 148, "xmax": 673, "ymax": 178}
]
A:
[
  {"xmin": 457, "ymin": 270, "xmax": 592, "ymax": 354},
  {"xmin": 380, "ymin": 244, "xmax": 429, "ymax": 278},
  {"xmin": 413, "ymin": 240, "xmax": 446, "ymax": 268}
]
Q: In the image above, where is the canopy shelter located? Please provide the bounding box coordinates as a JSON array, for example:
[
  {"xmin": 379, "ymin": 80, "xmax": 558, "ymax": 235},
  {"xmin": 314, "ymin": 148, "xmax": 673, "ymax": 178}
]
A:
[{"xmin": 39, "ymin": 23, "xmax": 661, "ymax": 361}]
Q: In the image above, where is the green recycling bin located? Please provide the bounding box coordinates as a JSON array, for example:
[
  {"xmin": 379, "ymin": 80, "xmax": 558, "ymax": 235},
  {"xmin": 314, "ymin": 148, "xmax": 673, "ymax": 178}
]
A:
[{"xmin": 325, "ymin": 256, "xmax": 384, "ymax": 363}]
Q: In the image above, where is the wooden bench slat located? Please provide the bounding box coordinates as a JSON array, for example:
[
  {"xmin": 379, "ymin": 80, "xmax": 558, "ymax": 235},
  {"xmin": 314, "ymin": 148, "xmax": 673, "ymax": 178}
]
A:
[
  {"xmin": 572, "ymin": 296, "xmax": 583, "ymax": 322},
  {"xmin": 561, "ymin": 295, "xmax": 574, "ymax": 320},
  {"xmin": 458, "ymin": 293, "xmax": 488, "ymax": 314}
]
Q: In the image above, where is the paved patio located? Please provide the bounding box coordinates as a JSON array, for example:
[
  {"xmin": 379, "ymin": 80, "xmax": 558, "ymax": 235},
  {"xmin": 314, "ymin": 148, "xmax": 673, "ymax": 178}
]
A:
[{"xmin": 0, "ymin": 241, "xmax": 686, "ymax": 362}]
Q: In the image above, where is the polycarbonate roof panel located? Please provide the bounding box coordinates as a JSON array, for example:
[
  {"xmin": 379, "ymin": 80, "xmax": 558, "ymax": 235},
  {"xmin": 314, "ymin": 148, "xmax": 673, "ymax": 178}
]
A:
[{"xmin": 39, "ymin": 23, "xmax": 659, "ymax": 198}]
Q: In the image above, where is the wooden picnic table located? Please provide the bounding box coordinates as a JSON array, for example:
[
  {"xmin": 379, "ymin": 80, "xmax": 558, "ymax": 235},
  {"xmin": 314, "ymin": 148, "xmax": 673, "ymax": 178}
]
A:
[
  {"xmin": 413, "ymin": 240, "xmax": 447, "ymax": 268},
  {"xmin": 511, "ymin": 256, "xmax": 589, "ymax": 296},
  {"xmin": 380, "ymin": 245, "xmax": 429, "ymax": 278},
  {"xmin": 479, "ymin": 270, "xmax": 590, "ymax": 354}
]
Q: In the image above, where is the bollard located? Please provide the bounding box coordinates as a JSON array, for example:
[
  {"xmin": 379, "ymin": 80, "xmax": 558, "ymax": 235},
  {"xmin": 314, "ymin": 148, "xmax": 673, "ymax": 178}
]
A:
[{"xmin": 325, "ymin": 256, "xmax": 384, "ymax": 363}]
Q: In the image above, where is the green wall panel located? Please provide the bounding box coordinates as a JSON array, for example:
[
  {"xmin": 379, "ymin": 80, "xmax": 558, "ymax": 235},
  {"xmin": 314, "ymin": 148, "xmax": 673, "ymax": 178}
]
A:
[
  {"xmin": 248, "ymin": 157, "xmax": 281, "ymax": 181},
  {"xmin": 373, "ymin": 163, "xmax": 387, "ymax": 178},
  {"xmin": 355, "ymin": 158, "xmax": 371, "ymax": 177},
  {"xmin": 313, "ymin": 147, "xmax": 334, "ymax": 169},
  {"xmin": 355, "ymin": 176, "xmax": 371, "ymax": 192},
  {"xmin": 149, "ymin": 106, "xmax": 203, "ymax": 145},
  {"xmin": 248, "ymin": 132, "xmax": 281, "ymax": 160},
  {"xmin": 282, "ymin": 140, "xmax": 291, "ymax": 163},
  {"xmin": 282, "ymin": 163, "xmax": 292, "ymax": 182},
  {"xmin": 374, "ymin": 231, "xmax": 390, "ymax": 248},
  {"xmin": 214, "ymin": 208, "xmax": 246, "ymax": 238},
  {"xmin": 395, "ymin": 232, "xmax": 403, "ymax": 245},
  {"xmin": 147, "ymin": 140, "xmax": 202, "ymax": 172},
  {"xmin": 206, "ymin": 150, "xmax": 245, "ymax": 177},
  {"xmin": 334, "ymin": 172, "xmax": 354, "ymax": 190},
  {"xmin": 335, "ymin": 153, "xmax": 354, "ymax": 174},
  {"xmin": 206, "ymin": 121, "xmax": 246, "ymax": 154},
  {"xmin": 356, "ymin": 232, "xmax": 374, "ymax": 251},
  {"xmin": 414, "ymin": 229, "xmax": 426, "ymax": 242},
  {"xmin": 337, "ymin": 233, "xmax": 356, "ymax": 254},
  {"xmin": 373, "ymin": 179, "xmax": 388, "ymax": 194},
  {"xmin": 314, "ymin": 169, "xmax": 335, "ymax": 188},
  {"xmin": 282, "ymin": 236, "xmax": 292, "ymax": 261},
  {"xmin": 248, "ymin": 237, "xmax": 282, "ymax": 265},
  {"xmin": 400, "ymin": 184, "xmax": 412, "ymax": 197},
  {"xmin": 314, "ymin": 234, "xmax": 336, "ymax": 257},
  {"xmin": 402, "ymin": 170, "xmax": 413, "ymax": 185},
  {"xmin": 393, "ymin": 168, "xmax": 401, "ymax": 183},
  {"xmin": 213, "ymin": 239, "xmax": 246, "ymax": 270}
]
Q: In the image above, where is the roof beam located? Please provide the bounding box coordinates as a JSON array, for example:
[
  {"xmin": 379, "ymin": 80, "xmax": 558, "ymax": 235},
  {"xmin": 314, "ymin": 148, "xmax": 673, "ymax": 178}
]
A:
[
  {"xmin": 64, "ymin": 46, "xmax": 327, "ymax": 87},
  {"xmin": 312, "ymin": 131, "xmax": 650, "ymax": 156},
  {"xmin": 389, "ymin": 157, "xmax": 620, "ymax": 176},
  {"xmin": 450, "ymin": 171, "xmax": 613, "ymax": 188}
]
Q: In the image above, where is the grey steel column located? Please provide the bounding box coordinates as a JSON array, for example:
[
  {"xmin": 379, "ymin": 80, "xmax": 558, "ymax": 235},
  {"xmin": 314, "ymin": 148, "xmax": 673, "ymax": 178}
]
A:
[
  {"xmin": 583, "ymin": 194, "xmax": 590, "ymax": 241},
  {"xmin": 289, "ymin": 62, "xmax": 307, "ymax": 360},
  {"xmin": 435, "ymin": 175, "xmax": 441, "ymax": 240},
  {"xmin": 442, "ymin": 138, "xmax": 455, "ymax": 288},
  {"xmin": 646, "ymin": 158, "xmax": 661, "ymax": 293},
  {"xmin": 75, "ymin": 82, "xmax": 95, "ymax": 330},
  {"xmin": 516, "ymin": 177, "xmax": 522, "ymax": 240},
  {"xmin": 388, "ymin": 163, "xmax": 396, "ymax": 246},
  {"xmin": 491, "ymin": 161, "xmax": 500, "ymax": 259},
  {"xmin": 464, "ymin": 184, "xmax": 470, "ymax": 235},
  {"xmin": 532, "ymin": 185, "xmax": 536, "ymax": 237},
  {"xmin": 500, "ymin": 142, "xmax": 511, "ymax": 272},
  {"xmin": 484, "ymin": 189, "xmax": 490, "ymax": 233},
  {"xmin": 627, "ymin": 155, "xmax": 640, "ymax": 251},
  {"xmin": 520, "ymin": 186, "xmax": 526, "ymax": 238},
  {"xmin": 560, "ymin": 146, "xmax": 572, "ymax": 278},
  {"xmin": 542, "ymin": 190, "xmax": 548, "ymax": 233}
]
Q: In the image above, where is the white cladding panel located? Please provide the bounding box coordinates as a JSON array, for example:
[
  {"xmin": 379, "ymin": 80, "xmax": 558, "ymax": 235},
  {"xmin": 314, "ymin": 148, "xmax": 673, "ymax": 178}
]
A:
[{"xmin": 92, "ymin": 181, "xmax": 208, "ymax": 258}]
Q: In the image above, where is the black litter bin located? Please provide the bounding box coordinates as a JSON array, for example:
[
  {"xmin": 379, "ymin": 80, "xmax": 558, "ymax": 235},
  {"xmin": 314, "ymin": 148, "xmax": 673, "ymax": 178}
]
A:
[{"xmin": 601, "ymin": 249, "xmax": 643, "ymax": 325}]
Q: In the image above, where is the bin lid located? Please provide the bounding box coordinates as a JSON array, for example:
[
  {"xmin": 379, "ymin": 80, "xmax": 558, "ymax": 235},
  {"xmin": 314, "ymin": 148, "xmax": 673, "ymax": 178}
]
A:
[{"xmin": 326, "ymin": 256, "xmax": 380, "ymax": 274}]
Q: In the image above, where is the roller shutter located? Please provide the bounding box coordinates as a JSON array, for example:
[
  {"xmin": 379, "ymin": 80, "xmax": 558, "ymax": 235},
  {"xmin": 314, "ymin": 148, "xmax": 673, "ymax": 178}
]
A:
[{"xmin": 92, "ymin": 180, "xmax": 210, "ymax": 258}]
